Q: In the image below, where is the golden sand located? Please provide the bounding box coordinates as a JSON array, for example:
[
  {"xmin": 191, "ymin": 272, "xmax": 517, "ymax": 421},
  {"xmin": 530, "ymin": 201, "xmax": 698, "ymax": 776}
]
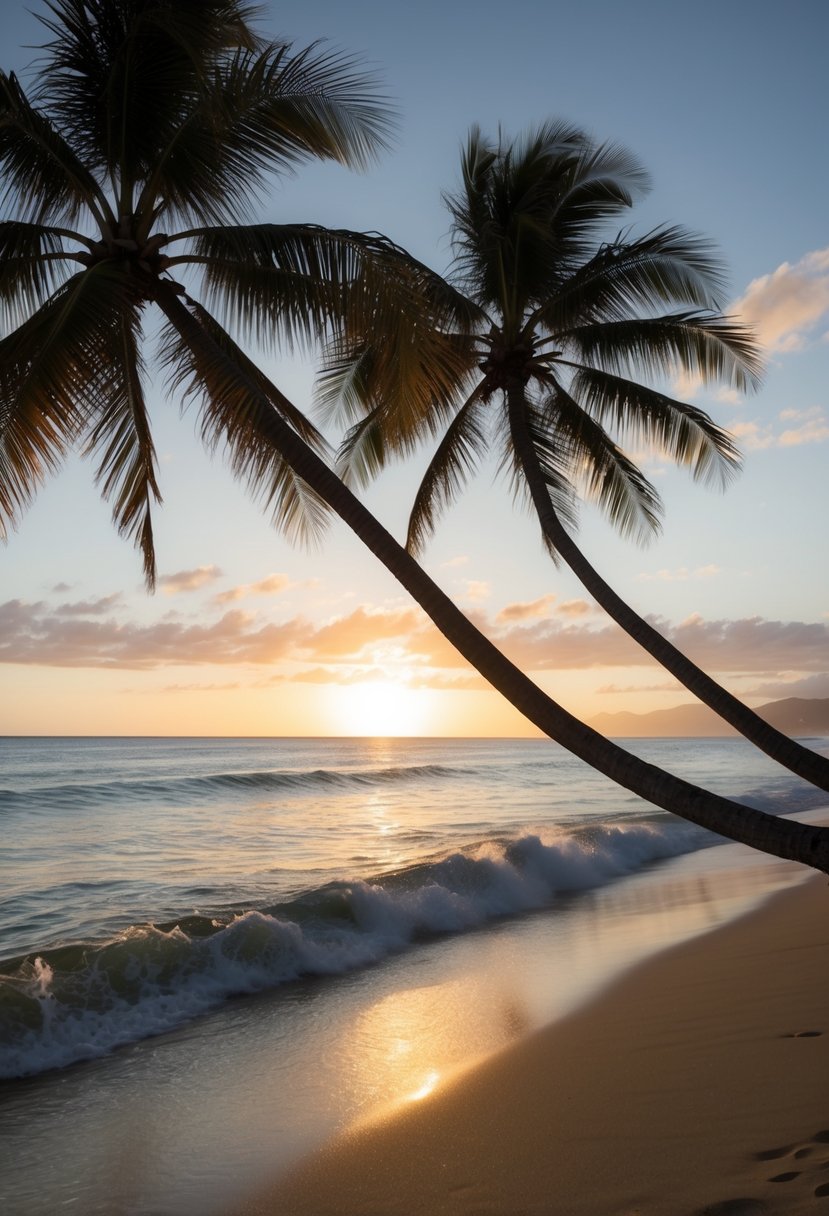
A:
[{"xmin": 232, "ymin": 874, "xmax": 829, "ymax": 1216}]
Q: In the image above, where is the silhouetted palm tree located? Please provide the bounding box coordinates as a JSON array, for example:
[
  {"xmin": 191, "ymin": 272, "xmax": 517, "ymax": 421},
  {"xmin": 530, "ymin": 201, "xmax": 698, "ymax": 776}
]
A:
[
  {"xmin": 322, "ymin": 123, "xmax": 829, "ymax": 794},
  {"xmin": 1, "ymin": 3, "xmax": 826, "ymax": 871}
]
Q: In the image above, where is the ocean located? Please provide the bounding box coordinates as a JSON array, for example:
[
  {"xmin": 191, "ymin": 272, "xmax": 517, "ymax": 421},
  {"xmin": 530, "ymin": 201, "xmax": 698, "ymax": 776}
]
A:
[{"xmin": 1, "ymin": 734, "xmax": 827, "ymax": 1215}]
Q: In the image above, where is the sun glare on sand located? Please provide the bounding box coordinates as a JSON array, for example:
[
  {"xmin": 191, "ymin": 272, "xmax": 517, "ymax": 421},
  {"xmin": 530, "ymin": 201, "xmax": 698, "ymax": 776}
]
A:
[{"xmin": 331, "ymin": 679, "xmax": 432, "ymax": 737}]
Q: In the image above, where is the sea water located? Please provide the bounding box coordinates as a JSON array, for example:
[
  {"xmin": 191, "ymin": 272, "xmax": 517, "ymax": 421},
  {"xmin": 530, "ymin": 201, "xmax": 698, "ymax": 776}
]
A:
[{"xmin": 1, "ymin": 734, "xmax": 827, "ymax": 1214}]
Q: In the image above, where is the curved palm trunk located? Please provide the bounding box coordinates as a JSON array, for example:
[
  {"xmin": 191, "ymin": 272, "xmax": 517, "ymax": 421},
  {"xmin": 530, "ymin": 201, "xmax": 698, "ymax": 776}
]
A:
[
  {"xmin": 154, "ymin": 284, "xmax": 829, "ymax": 874},
  {"xmin": 507, "ymin": 386, "xmax": 829, "ymax": 795}
]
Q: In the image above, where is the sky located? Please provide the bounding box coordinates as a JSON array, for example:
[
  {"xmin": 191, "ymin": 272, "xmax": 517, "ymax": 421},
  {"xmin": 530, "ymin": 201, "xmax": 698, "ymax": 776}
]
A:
[{"xmin": 1, "ymin": 0, "xmax": 828, "ymax": 737}]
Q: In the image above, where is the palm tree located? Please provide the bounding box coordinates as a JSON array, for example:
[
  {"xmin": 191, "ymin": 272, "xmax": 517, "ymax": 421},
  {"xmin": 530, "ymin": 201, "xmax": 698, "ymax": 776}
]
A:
[
  {"xmin": 1, "ymin": 3, "xmax": 827, "ymax": 874},
  {"xmin": 322, "ymin": 123, "xmax": 829, "ymax": 794}
]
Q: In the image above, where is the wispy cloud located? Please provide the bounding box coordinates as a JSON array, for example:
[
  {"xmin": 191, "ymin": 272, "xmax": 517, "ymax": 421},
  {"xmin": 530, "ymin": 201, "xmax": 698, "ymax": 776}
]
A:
[
  {"xmin": 1, "ymin": 596, "xmax": 826, "ymax": 687},
  {"xmin": 597, "ymin": 681, "xmax": 683, "ymax": 695},
  {"xmin": 54, "ymin": 594, "xmax": 122, "ymax": 615},
  {"xmin": 557, "ymin": 599, "xmax": 593, "ymax": 617},
  {"xmin": 158, "ymin": 566, "xmax": 223, "ymax": 595},
  {"xmin": 740, "ymin": 672, "xmax": 829, "ymax": 700},
  {"xmin": 497, "ymin": 594, "xmax": 558, "ymax": 622},
  {"xmin": 729, "ymin": 407, "xmax": 829, "ymax": 451},
  {"xmin": 637, "ymin": 565, "xmax": 721, "ymax": 583},
  {"xmin": 672, "ymin": 248, "xmax": 829, "ymax": 400},
  {"xmin": 461, "ymin": 580, "xmax": 491, "ymax": 603},
  {"xmin": 213, "ymin": 573, "xmax": 292, "ymax": 604},
  {"xmin": 733, "ymin": 247, "xmax": 829, "ymax": 353}
]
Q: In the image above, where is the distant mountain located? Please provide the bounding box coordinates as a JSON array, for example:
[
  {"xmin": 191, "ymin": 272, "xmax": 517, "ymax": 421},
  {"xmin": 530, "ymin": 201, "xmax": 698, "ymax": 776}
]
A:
[{"xmin": 589, "ymin": 697, "xmax": 829, "ymax": 738}]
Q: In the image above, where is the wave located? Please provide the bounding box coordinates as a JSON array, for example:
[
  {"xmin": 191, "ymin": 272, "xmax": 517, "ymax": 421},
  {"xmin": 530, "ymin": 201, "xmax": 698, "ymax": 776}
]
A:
[
  {"xmin": 0, "ymin": 762, "xmax": 473, "ymax": 810},
  {"xmin": 0, "ymin": 819, "xmax": 716, "ymax": 1079}
]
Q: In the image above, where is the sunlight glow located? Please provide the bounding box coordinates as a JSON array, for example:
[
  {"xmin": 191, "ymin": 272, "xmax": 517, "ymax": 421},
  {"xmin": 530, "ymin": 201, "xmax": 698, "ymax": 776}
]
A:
[
  {"xmin": 331, "ymin": 679, "xmax": 431, "ymax": 737},
  {"xmin": 407, "ymin": 1069, "xmax": 441, "ymax": 1102}
]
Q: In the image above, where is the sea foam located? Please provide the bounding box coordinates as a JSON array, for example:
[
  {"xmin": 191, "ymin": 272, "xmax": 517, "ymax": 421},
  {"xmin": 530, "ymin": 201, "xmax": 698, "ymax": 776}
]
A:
[{"xmin": 0, "ymin": 820, "xmax": 713, "ymax": 1079}]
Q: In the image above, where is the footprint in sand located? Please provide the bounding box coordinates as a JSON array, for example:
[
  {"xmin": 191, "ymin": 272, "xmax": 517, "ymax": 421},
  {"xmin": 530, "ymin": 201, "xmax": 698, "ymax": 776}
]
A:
[
  {"xmin": 749, "ymin": 1128, "xmax": 829, "ymax": 1202},
  {"xmin": 754, "ymin": 1145, "xmax": 795, "ymax": 1161},
  {"xmin": 697, "ymin": 1201, "xmax": 768, "ymax": 1216}
]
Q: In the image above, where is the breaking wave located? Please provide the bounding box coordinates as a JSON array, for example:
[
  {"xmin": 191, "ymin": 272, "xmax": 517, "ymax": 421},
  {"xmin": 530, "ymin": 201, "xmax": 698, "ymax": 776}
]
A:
[{"xmin": 0, "ymin": 819, "xmax": 716, "ymax": 1079}]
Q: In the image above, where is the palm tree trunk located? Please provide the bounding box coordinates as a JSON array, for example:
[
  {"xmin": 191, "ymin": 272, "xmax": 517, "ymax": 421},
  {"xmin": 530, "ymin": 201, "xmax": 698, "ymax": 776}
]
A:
[
  {"xmin": 153, "ymin": 283, "xmax": 829, "ymax": 874},
  {"xmin": 507, "ymin": 385, "xmax": 829, "ymax": 795}
]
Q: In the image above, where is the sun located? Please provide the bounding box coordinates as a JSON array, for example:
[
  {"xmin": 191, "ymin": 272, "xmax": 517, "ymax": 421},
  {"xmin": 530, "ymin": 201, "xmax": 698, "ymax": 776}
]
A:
[{"xmin": 331, "ymin": 679, "xmax": 431, "ymax": 737}]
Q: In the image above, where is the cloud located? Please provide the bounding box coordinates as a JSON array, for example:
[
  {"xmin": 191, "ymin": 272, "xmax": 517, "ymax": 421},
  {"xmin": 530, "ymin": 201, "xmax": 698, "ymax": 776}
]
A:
[
  {"xmin": 637, "ymin": 565, "xmax": 721, "ymax": 583},
  {"xmin": 0, "ymin": 599, "xmax": 307, "ymax": 669},
  {"xmin": 161, "ymin": 681, "xmax": 244, "ymax": 692},
  {"xmin": 213, "ymin": 573, "xmax": 292, "ymax": 604},
  {"xmin": 597, "ymin": 681, "xmax": 683, "ymax": 695},
  {"xmin": 307, "ymin": 606, "xmax": 425, "ymax": 658},
  {"xmin": 440, "ymin": 555, "xmax": 469, "ymax": 569},
  {"xmin": 739, "ymin": 672, "xmax": 829, "ymax": 700},
  {"xmin": 557, "ymin": 599, "xmax": 593, "ymax": 617},
  {"xmin": 1, "ymin": 595, "xmax": 827, "ymax": 690},
  {"xmin": 158, "ymin": 566, "xmax": 223, "ymax": 594},
  {"xmin": 497, "ymin": 594, "xmax": 558, "ymax": 622},
  {"xmin": 777, "ymin": 408, "xmax": 829, "ymax": 447},
  {"xmin": 733, "ymin": 247, "xmax": 829, "ymax": 352},
  {"xmin": 461, "ymin": 580, "xmax": 491, "ymax": 602},
  {"xmin": 51, "ymin": 582, "xmax": 72, "ymax": 593},
  {"xmin": 54, "ymin": 594, "xmax": 122, "ymax": 615},
  {"xmin": 729, "ymin": 408, "xmax": 829, "ymax": 451},
  {"xmin": 266, "ymin": 665, "xmax": 488, "ymax": 692},
  {"xmin": 486, "ymin": 612, "xmax": 829, "ymax": 676}
]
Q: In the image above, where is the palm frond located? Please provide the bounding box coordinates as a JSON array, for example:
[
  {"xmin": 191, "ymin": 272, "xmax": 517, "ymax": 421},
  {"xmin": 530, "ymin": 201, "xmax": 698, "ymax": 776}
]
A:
[
  {"xmin": 155, "ymin": 290, "xmax": 331, "ymax": 547},
  {"xmin": 540, "ymin": 138, "xmax": 649, "ymax": 258},
  {"xmin": 82, "ymin": 307, "xmax": 162, "ymax": 587},
  {"xmin": 137, "ymin": 39, "xmax": 394, "ymax": 228},
  {"xmin": 499, "ymin": 394, "xmax": 579, "ymax": 545},
  {"xmin": 536, "ymin": 226, "xmax": 733, "ymax": 333},
  {"xmin": 315, "ymin": 338, "xmax": 377, "ymax": 429},
  {"xmin": 0, "ymin": 221, "xmax": 80, "ymax": 333},
  {"xmin": 560, "ymin": 311, "xmax": 764, "ymax": 392},
  {"xmin": 540, "ymin": 382, "xmax": 663, "ymax": 542},
  {"xmin": 404, "ymin": 384, "xmax": 491, "ymax": 554},
  {"xmin": 0, "ymin": 70, "xmax": 113, "ymax": 228},
  {"xmin": 568, "ymin": 365, "xmax": 742, "ymax": 488},
  {"xmin": 33, "ymin": 0, "xmax": 261, "ymax": 187},
  {"xmin": 0, "ymin": 263, "xmax": 136, "ymax": 539}
]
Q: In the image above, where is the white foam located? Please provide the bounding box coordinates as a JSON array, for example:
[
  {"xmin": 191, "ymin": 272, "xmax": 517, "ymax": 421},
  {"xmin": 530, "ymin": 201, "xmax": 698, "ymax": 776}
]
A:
[{"xmin": 0, "ymin": 821, "xmax": 713, "ymax": 1078}]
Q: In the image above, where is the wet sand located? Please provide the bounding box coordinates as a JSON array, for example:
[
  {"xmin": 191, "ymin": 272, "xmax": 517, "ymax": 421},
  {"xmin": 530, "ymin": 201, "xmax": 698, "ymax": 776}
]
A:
[{"xmin": 232, "ymin": 872, "xmax": 829, "ymax": 1216}]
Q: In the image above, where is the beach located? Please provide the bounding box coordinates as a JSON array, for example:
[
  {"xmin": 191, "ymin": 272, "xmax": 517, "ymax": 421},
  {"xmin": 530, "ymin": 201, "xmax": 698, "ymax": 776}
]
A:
[
  {"xmin": 233, "ymin": 873, "xmax": 829, "ymax": 1216},
  {"xmin": 2, "ymin": 736, "xmax": 828, "ymax": 1215}
]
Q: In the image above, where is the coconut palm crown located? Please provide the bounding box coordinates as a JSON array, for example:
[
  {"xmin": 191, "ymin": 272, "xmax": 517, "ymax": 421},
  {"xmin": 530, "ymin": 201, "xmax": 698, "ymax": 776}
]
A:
[
  {"xmin": 321, "ymin": 122, "xmax": 829, "ymax": 793},
  {"xmin": 1, "ymin": 7, "xmax": 828, "ymax": 871},
  {"xmin": 0, "ymin": 0, "xmax": 409, "ymax": 586}
]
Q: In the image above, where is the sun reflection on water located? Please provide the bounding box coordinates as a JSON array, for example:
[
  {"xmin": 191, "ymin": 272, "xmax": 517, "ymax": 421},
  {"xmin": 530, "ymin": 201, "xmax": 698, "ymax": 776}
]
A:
[{"xmin": 407, "ymin": 1069, "xmax": 441, "ymax": 1102}]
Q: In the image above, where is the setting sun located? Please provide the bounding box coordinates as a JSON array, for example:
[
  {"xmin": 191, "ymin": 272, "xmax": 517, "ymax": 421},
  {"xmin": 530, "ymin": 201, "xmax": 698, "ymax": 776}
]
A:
[{"xmin": 330, "ymin": 679, "xmax": 433, "ymax": 736}]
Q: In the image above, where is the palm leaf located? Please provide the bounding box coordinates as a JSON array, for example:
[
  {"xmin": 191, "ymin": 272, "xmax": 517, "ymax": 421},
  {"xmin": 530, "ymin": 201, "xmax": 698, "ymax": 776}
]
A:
[
  {"xmin": 560, "ymin": 311, "xmax": 764, "ymax": 392},
  {"xmin": 34, "ymin": 0, "xmax": 261, "ymax": 189},
  {"xmin": 0, "ymin": 220, "xmax": 81, "ymax": 333},
  {"xmin": 405, "ymin": 383, "xmax": 491, "ymax": 554},
  {"xmin": 568, "ymin": 365, "xmax": 742, "ymax": 488},
  {"xmin": 500, "ymin": 394, "xmax": 579, "ymax": 546},
  {"xmin": 83, "ymin": 307, "xmax": 162, "ymax": 587},
  {"xmin": 0, "ymin": 263, "xmax": 135, "ymax": 539},
  {"xmin": 135, "ymin": 39, "xmax": 394, "ymax": 229},
  {"xmin": 0, "ymin": 70, "xmax": 113, "ymax": 229},
  {"xmin": 540, "ymin": 381, "xmax": 663, "ymax": 542},
  {"xmin": 156, "ymin": 291, "xmax": 331, "ymax": 546},
  {"xmin": 536, "ymin": 226, "xmax": 732, "ymax": 334}
]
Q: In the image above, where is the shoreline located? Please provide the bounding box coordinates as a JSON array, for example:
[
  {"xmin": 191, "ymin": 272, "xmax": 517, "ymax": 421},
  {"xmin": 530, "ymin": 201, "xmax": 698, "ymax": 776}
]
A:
[{"xmin": 232, "ymin": 873, "xmax": 829, "ymax": 1216}]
